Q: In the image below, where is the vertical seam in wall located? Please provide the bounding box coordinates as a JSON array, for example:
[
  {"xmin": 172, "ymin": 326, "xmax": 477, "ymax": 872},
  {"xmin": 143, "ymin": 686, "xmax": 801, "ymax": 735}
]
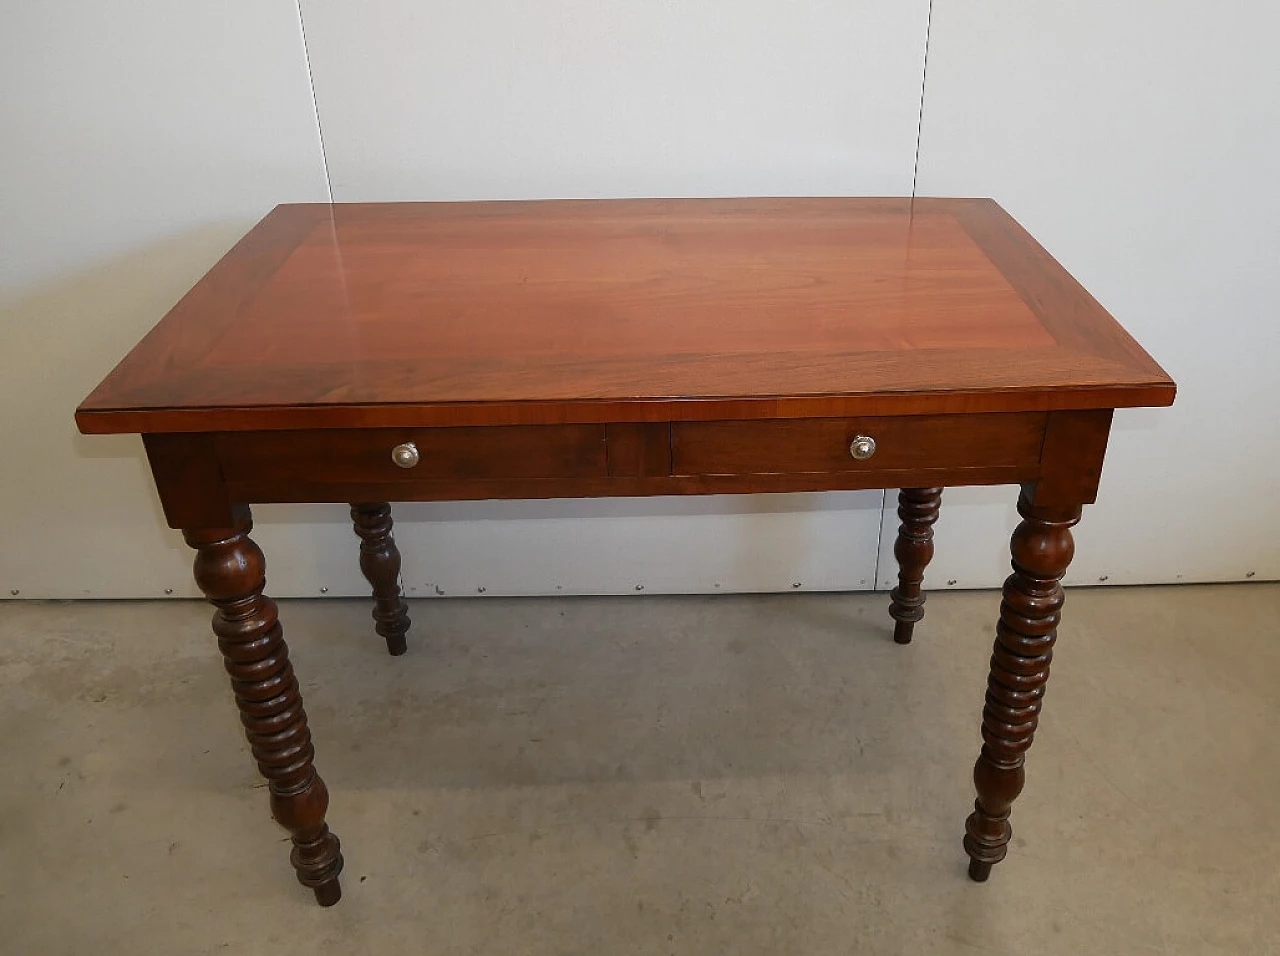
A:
[
  {"xmin": 882, "ymin": 0, "xmax": 934, "ymax": 590},
  {"xmin": 871, "ymin": 489, "xmax": 887, "ymax": 591},
  {"xmin": 293, "ymin": 0, "xmax": 334, "ymax": 202},
  {"xmin": 910, "ymin": 0, "xmax": 935, "ymax": 199}
]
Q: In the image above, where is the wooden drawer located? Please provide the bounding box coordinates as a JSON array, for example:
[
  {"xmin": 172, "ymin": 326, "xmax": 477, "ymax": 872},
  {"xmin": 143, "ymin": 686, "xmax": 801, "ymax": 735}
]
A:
[
  {"xmin": 671, "ymin": 413, "xmax": 1046, "ymax": 476},
  {"xmin": 216, "ymin": 425, "xmax": 608, "ymax": 485}
]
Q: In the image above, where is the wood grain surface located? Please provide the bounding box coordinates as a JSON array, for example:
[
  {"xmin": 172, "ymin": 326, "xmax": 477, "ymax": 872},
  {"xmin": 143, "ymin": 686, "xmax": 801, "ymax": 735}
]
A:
[
  {"xmin": 76, "ymin": 198, "xmax": 1175, "ymax": 434},
  {"xmin": 671, "ymin": 413, "xmax": 1045, "ymax": 476}
]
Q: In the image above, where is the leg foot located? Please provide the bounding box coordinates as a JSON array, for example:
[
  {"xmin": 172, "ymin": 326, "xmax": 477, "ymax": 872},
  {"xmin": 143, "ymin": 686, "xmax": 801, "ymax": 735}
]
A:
[
  {"xmin": 888, "ymin": 488, "xmax": 942, "ymax": 644},
  {"xmin": 313, "ymin": 878, "xmax": 343, "ymax": 907},
  {"xmin": 962, "ymin": 491, "xmax": 1081, "ymax": 879},
  {"xmin": 968, "ymin": 859, "xmax": 992, "ymax": 883},
  {"xmin": 892, "ymin": 620, "xmax": 916, "ymax": 646},
  {"xmin": 351, "ymin": 502, "xmax": 411, "ymax": 656},
  {"xmin": 185, "ymin": 513, "xmax": 344, "ymax": 906}
]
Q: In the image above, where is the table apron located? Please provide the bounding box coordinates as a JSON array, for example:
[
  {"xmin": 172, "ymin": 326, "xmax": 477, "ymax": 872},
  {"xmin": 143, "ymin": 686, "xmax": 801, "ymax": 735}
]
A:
[
  {"xmin": 144, "ymin": 410, "xmax": 1114, "ymax": 528},
  {"xmin": 224, "ymin": 467, "xmax": 1039, "ymax": 505}
]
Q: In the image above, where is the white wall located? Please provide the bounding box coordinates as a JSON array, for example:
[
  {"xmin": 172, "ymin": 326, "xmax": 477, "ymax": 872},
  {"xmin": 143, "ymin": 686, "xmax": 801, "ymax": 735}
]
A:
[
  {"xmin": 0, "ymin": 1, "xmax": 329, "ymax": 600},
  {"xmin": 879, "ymin": 0, "xmax": 1280, "ymax": 591},
  {"xmin": 2, "ymin": 0, "xmax": 1275, "ymax": 600},
  {"xmin": 299, "ymin": 0, "xmax": 928, "ymax": 201}
]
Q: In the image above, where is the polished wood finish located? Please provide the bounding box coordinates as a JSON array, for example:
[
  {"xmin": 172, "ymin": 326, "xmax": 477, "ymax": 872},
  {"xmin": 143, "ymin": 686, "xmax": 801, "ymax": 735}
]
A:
[
  {"xmin": 229, "ymin": 465, "xmax": 1038, "ymax": 509},
  {"xmin": 144, "ymin": 415, "xmax": 1058, "ymax": 522},
  {"xmin": 77, "ymin": 199, "xmax": 1173, "ymax": 436},
  {"xmin": 142, "ymin": 433, "xmax": 237, "ymax": 529},
  {"xmin": 1030, "ymin": 408, "xmax": 1114, "ymax": 506},
  {"xmin": 964, "ymin": 492, "xmax": 1081, "ymax": 881},
  {"xmin": 217, "ymin": 425, "xmax": 608, "ymax": 485},
  {"xmin": 605, "ymin": 422, "xmax": 672, "ymax": 478},
  {"xmin": 672, "ymin": 413, "xmax": 1044, "ymax": 476},
  {"xmin": 350, "ymin": 503, "xmax": 411, "ymax": 656},
  {"xmin": 888, "ymin": 488, "xmax": 943, "ymax": 644},
  {"xmin": 75, "ymin": 198, "xmax": 1176, "ymax": 904},
  {"xmin": 184, "ymin": 512, "xmax": 343, "ymax": 905}
]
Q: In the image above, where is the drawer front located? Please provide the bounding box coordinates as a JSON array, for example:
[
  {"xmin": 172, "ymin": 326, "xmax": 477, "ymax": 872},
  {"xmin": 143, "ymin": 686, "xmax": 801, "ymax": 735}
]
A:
[
  {"xmin": 671, "ymin": 413, "xmax": 1046, "ymax": 476},
  {"xmin": 217, "ymin": 424, "xmax": 608, "ymax": 484}
]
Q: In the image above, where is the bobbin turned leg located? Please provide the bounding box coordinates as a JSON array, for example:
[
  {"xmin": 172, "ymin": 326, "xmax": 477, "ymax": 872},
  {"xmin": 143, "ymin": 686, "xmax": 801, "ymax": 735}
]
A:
[
  {"xmin": 888, "ymin": 487, "xmax": 942, "ymax": 644},
  {"xmin": 184, "ymin": 513, "xmax": 344, "ymax": 906},
  {"xmin": 350, "ymin": 502, "xmax": 411, "ymax": 656},
  {"xmin": 964, "ymin": 491, "xmax": 1081, "ymax": 881}
]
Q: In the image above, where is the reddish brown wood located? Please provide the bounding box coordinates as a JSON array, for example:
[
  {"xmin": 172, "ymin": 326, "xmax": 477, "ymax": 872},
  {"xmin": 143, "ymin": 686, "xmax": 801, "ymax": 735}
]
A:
[
  {"xmin": 216, "ymin": 425, "xmax": 607, "ymax": 484},
  {"xmin": 964, "ymin": 491, "xmax": 1081, "ymax": 881},
  {"xmin": 142, "ymin": 433, "xmax": 235, "ymax": 529},
  {"xmin": 888, "ymin": 488, "xmax": 943, "ymax": 645},
  {"xmin": 213, "ymin": 416, "xmax": 1046, "ymax": 505},
  {"xmin": 81, "ymin": 388, "xmax": 1160, "ymax": 432},
  {"xmin": 76, "ymin": 199, "xmax": 1174, "ymax": 435},
  {"xmin": 183, "ymin": 512, "xmax": 343, "ymax": 905},
  {"xmin": 350, "ymin": 503, "xmax": 411, "ymax": 656},
  {"xmin": 606, "ymin": 423, "xmax": 672, "ymax": 477},
  {"xmin": 1029, "ymin": 409, "xmax": 1114, "ymax": 507},
  {"xmin": 140, "ymin": 409, "xmax": 1090, "ymax": 517},
  {"xmin": 224, "ymin": 466, "xmax": 1037, "ymax": 507},
  {"xmin": 948, "ymin": 202, "xmax": 1162, "ymax": 371},
  {"xmin": 671, "ymin": 413, "xmax": 1044, "ymax": 476}
]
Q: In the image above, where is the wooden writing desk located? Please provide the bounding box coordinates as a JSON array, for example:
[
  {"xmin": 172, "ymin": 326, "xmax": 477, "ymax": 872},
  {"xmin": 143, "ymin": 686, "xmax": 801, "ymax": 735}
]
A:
[{"xmin": 76, "ymin": 198, "xmax": 1175, "ymax": 906}]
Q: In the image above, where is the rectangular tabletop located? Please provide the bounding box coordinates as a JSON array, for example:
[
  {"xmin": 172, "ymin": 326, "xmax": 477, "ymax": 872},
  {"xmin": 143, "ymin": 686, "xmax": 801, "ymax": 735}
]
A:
[{"xmin": 76, "ymin": 198, "xmax": 1174, "ymax": 433}]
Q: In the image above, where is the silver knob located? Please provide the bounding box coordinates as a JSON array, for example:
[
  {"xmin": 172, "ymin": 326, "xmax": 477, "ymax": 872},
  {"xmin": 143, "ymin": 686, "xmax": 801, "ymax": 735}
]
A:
[
  {"xmin": 391, "ymin": 441, "xmax": 420, "ymax": 469},
  {"xmin": 849, "ymin": 435, "xmax": 877, "ymax": 461}
]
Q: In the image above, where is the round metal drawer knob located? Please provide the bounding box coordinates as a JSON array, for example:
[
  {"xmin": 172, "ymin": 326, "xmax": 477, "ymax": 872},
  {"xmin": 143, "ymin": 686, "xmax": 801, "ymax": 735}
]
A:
[
  {"xmin": 391, "ymin": 441, "xmax": 420, "ymax": 469},
  {"xmin": 849, "ymin": 435, "xmax": 877, "ymax": 461}
]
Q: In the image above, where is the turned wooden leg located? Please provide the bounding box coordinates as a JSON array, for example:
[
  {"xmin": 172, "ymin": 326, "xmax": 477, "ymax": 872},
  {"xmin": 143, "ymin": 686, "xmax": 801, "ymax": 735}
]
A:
[
  {"xmin": 350, "ymin": 502, "xmax": 411, "ymax": 656},
  {"xmin": 184, "ymin": 514, "xmax": 344, "ymax": 906},
  {"xmin": 964, "ymin": 491, "xmax": 1081, "ymax": 881},
  {"xmin": 888, "ymin": 487, "xmax": 942, "ymax": 644}
]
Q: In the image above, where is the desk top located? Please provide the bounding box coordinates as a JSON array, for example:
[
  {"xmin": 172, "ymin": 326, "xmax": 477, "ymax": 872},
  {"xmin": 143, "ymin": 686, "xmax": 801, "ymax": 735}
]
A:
[{"xmin": 76, "ymin": 198, "xmax": 1174, "ymax": 434}]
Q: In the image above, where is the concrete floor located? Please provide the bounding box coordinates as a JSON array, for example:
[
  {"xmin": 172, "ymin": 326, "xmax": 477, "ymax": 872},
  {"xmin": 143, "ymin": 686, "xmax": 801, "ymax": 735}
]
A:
[{"xmin": 1, "ymin": 585, "xmax": 1278, "ymax": 955}]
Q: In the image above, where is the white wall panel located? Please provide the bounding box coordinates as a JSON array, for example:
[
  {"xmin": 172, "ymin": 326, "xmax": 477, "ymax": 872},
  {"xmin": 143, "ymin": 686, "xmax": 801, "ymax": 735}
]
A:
[
  {"xmin": 0, "ymin": 1, "xmax": 330, "ymax": 599},
  {"xmin": 252, "ymin": 493, "xmax": 883, "ymax": 599},
  {"xmin": 899, "ymin": 0, "xmax": 1280, "ymax": 588},
  {"xmin": 300, "ymin": 0, "xmax": 931, "ymax": 201}
]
